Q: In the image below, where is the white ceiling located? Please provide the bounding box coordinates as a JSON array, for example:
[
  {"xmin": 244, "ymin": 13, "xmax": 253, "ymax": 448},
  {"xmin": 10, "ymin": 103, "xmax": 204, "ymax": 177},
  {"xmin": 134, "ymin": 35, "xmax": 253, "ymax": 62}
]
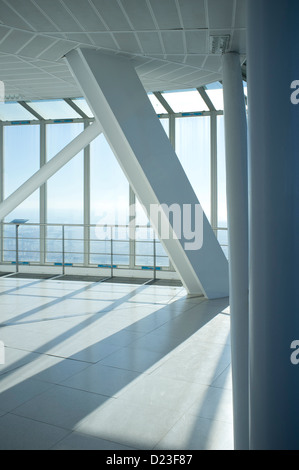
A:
[{"xmin": 0, "ymin": 0, "xmax": 246, "ymax": 101}]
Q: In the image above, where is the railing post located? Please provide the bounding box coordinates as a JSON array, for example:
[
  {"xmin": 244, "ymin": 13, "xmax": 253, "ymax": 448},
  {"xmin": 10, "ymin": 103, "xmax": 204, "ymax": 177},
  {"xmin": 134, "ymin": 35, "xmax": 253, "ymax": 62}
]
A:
[
  {"xmin": 62, "ymin": 224, "xmax": 65, "ymax": 276},
  {"xmin": 15, "ymin": 224, "xmax": 19, "ymax": 273},
  {"xmin": 153, "ymin": 236, "xmax": 156, "ymax": 281},
  {"xmin": 110, "ymin": 225, "xmax": 113, "ymax": 278}
]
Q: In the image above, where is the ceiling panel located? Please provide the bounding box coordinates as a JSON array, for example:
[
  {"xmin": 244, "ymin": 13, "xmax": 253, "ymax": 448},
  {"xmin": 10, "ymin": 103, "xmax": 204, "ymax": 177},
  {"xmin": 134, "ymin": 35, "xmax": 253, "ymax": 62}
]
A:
[
  {"xmin": 207, "ymin": 0, "xmax": 234, "ymax": 29},
  {"xmin": 3, "ymin": 0, "xmax": 59, "ymax": 32},
  {"xmin": 185, "ymin": 30, "xmax": 208, "ymax": 54},
  {"xmin": 33, "ymin": 0, "xmax": 83, "ymax": 32},
  {"xmin": 137, "ymin": 32, "xmax": 163, "ymax": 55},
  {"xmin": 0, "ymin": 25, "xmax": 11, "ymax": 41},
  {"xmin": 204, "ymin": 55, "xmax": 222, "ymax": 72},
  {"xmin": 0, "ymin": 0, "xmax": 247, "ymax": 100},
  {"xmin": 17, "ymin": 36, "xmax": 58, "ymax": 58},
  {"xmin": 37, "ymin": 39, "xmax": 75, "ymax": 61},
  {"xmin": 148, "ymin": 0, "xmax": 182, "ymax": 30},
  {"xmin": 119, "ymin": 0, "xmax": 156, "ymax": 30},
  {"xmin": 0, "ymin": 0, "xmax": 34, "ymax": 30},
  {"xmin": 62, "ymin": 0, "xmax": 108, "ymax": 31},
  {"xmin": 234, "ymin": 0, "xmax": 246, "ymax": 28},
  {"xmin": 177, "ymin": 0, "xmax": 207, "ymax": 29},
  {"xmin": 161, "ymin": 31, "xmax": 185, "ymax": 55},
  {"xmin": 91, "ymin": 0, "xmax": 131, "ymax": 31},
  {"xmin": 88, "ymin": 32, "xmax": 117, "ymax": 49},
  {"xmin": 0, "ymin": 30, "xmax": 36, "ymax": 54},
  {"xmin": 113, "ymin": 32, "xmax": 141, "ymax": 53},
  {"xmin": 184, "ymin": 55, "xmax": 207, "ymax": 68}
]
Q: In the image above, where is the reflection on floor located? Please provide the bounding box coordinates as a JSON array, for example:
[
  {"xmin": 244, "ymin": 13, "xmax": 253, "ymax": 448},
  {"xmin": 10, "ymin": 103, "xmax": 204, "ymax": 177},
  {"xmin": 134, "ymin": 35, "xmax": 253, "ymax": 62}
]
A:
[{"xmin": 0, "ymin": 276, "xmax": 233, "ymax": 450}]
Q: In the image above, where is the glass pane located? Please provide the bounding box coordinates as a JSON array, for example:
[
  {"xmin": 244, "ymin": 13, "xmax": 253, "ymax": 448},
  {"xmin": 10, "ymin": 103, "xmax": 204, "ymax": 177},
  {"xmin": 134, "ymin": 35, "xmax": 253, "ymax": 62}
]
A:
[
  {"xmin": 155, "ymin": 240, "xmax": 169, "ymax": 267},
  {"xmin": 29, "ymin": 99, "xmax": 81, "ymax": 120},
  {"xmin": 64, "ymin": 226, "xmax": 84, "ymax": 264},
  {"xmin": 3, "ymin": 124, "xmax": 40, "ymax": 262},
  {"xmin": 47, "ymin": 122, "xmax": 83, "ymax": 160},
  {"xmin": 4, "ymin": 125, "xmax": 40, "ymax": 228},
  {"xmin": 90, "ymin": 134, "xmax": 129, "ymax": 227},
  {"xmin": 0, "ymin": 102, "xmax": 37, "ymax": 121},
  {"xmin": 18, "ymin": 224, "xmax": 40, "ymax": 262},
  {"xmin": 175, "ymin": 116, "xmax": 211, "ymax": 221},
  {"xmin": 72, "ymin": 98, "xmax": 94, "ymax": 118},
  {"xmin": 217, "ymin": 228, "xmax": 229, "ymax": 259},
  {"xmin": 148, "ymin": 93, "xmax": 168, "ymax": 114},
  {"xmin": 161, "ymin": 89, "xmax": 209, "ymax": 113},
  {"xmin": 47, "ymin": 123, "xmax": 84, "ymax": 225},
  {"xmin": 160, "ymin": 118, "xmax": 169, "ymax": 137},
  {"xmin": 90, "ymin": 239, "xmax": 111, "ymax": 266},
  {"xmin": 206, "ymin": 88, "xmax": 224, "ymax": 110},
  {"xmin": 217, "ymin": 116, "xmax": 227, "ymax": 228}
]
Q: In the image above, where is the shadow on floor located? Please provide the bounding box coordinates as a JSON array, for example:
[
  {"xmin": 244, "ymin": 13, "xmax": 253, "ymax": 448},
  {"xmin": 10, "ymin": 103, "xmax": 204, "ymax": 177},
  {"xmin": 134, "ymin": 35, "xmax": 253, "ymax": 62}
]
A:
[{"xmin": 0, "ymin": 279, "xmax": 229, "ymax": 450}]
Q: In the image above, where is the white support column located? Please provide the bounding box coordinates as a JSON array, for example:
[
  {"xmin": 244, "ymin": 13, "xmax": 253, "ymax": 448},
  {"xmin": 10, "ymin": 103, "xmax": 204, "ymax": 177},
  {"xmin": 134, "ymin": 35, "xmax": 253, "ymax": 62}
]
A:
[
  {"xmin": 40, "ymin": 122, "xmax": 47, "ymax": 264},
  {"xmin": 210, "ymin": 111, "xmax": 218, "ymax": 234},
  {"xmin": 129, "ymin": 186, "xmax": 136, "ymax": 270},
  {"xmin": 222, "ymin": 52, "xmax": 249, "ymax": 450},
  {"xmin": 247, "ymin": 0, "xmax": 299, "ymax": 450},
  {"xmin": 0, "ymin": 123, "xmax": 3, "ymax": 261},
  {"xmin": 65, "ymin": 48, "xmax": 229, "ymax": 299},
  {"xmin": 83, "ymin": 121, "xmax": 91, "ymax": 266},
  {"xmin": 0, "ymin": 121, "xmax": 102, "ymax": 222}
]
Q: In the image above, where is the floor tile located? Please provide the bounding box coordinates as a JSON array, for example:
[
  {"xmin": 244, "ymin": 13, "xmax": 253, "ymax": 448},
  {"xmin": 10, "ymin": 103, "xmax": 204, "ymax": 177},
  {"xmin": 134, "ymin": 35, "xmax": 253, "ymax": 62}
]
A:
[
  {"xmin": 100, "ymin": 346, "xmax": 168, "ymax": 374},
  {"xmin": 51, "ymin": 431, "xmax": 136, "ymax": 450},
  {"xmin": 0, "ymin": 413, "xmax": 70, "ymax": 450},
  {"xmin": 154, "ymin": 413, "xmax": 234, "ymax": 450},
  {"xmin": 61, "ymin": 363, "xmax": 141, "ymax": 397},
  {"xmin": 119, "ymin": 374, "xmax": 209, "ymax": 414},
  {"xmin": 12, "ymin": 384, "xmax": 109, "ymax": 430},
  {"xmin": 152, "ymin": 340, "xmax": 231, "ymax": 386},
  {"xmin": 74, "ymin": 397, "xmax": 186, "ymax": 450},
  {"xmin": 0, "ymin": 376, "xmax": 54, "ymax": 412}
]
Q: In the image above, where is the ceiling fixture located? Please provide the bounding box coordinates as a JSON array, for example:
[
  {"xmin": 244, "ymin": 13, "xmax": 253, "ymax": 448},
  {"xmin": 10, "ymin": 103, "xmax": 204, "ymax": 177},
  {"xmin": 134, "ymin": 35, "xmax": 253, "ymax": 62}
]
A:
[{"xmin": 209, "ymin": 35, "xmax": 230, "ymax": 55}]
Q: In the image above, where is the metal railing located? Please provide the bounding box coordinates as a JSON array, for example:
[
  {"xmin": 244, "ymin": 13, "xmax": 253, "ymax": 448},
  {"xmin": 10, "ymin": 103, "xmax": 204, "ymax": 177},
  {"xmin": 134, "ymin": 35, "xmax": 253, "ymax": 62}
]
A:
[
  {"xmin": 0, "ymin": 222, "xmax": 172, "ymax": 278},
  {"xmin": 0, "ymin": 222, "xmax": 229, "ymax": 277}
]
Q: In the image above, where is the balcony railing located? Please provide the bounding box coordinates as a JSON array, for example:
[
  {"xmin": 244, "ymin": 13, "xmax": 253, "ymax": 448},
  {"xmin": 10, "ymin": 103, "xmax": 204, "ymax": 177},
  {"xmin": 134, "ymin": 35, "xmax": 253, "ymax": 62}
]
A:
[
  {"xmin": 0, "ymin": 222, "xmax": 228, "ymax": 278},
  {"xmin": 0, "ymin": 222, "xmax": 171, "ymax": 278}
]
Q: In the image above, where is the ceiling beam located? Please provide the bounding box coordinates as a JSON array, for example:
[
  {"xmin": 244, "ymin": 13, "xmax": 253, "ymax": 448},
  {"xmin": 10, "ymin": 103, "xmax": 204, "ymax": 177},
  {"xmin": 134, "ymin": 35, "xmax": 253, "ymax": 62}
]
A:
[
  {"xmin": 153, "ymin": 92, "xmax": 174, "ymax": 114},
  {"xmin": 197, "ymin": 87, "xmax": 216, "ymax": 112},
  {"xmin": 18, "ymin": 101, "xmax": 45, "ymax": 121},
  {"xmin": 64, "ymin": 98, "xmax": 89, "ymax": 119}
]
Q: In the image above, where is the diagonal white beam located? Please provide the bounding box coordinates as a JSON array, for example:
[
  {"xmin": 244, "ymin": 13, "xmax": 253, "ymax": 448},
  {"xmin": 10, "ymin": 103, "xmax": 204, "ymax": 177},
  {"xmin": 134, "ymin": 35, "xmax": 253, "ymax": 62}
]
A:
[
  {"xmin": 65, "ymin": 48, "xmax": 229, "ymax": 298},
  {"xmin": 0, "ymin": 121, "xmax": 102, "ymax": 221}
]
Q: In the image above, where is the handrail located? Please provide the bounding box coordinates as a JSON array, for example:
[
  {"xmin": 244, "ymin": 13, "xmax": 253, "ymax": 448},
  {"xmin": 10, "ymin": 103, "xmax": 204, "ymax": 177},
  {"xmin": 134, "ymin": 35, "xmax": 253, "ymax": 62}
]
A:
[{"xmin": 0, "ymin": 221, "xmax": 228, "ymax": 276}]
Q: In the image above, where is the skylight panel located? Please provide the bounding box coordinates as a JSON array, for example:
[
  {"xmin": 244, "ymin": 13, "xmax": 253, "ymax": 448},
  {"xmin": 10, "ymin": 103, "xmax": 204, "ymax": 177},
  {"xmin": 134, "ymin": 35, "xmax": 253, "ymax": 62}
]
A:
[
  {"xmin": 148, "ymin": 93, "xmax": 168, "ymax": 114},
  {"xmin": 28, "ymin": 99, "xmax": 81, "ymax": 120},
  {"xmin": 72, "ymin": 98, "xmax": 94, "ymax": 118},
  {"xmin": 0, "ymin": 102, "xmax": 37, "ymax": 121},
  {"xmin": 161, "ymin": 89, "xmax": 209, "ymax": 113},
  {"xmin": 205, "ymin": 88, "xmax": 224, "ymax": 110}
]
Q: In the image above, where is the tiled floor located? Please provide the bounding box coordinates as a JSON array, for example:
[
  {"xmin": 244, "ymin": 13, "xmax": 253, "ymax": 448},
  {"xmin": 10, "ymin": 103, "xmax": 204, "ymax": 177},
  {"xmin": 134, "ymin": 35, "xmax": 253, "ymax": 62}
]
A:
[{"xmin": 0, "ymin": 276, "xmax": 233, "ymax": 450}]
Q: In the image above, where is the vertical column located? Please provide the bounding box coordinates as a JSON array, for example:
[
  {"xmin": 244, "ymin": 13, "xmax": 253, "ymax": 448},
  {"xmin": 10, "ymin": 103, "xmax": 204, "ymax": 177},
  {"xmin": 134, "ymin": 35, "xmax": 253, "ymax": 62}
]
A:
[
  {"xmin": 210, "ymin": 111, "xmax": 218, "ymax": 235},
  {"xmin": 0, "ymin": 124, "xmax": 4, "ymax": 262},
  {"xmin": 40, "ymin": 122, "xmax": 47, "ymax": 265},
  {"xmin": 84, "ymin": 121, "xmax": 90, "ymax": 266},
  {"xmin": 129, "ymin": 186, "xmax": 136, "ymax": 270},
  {"xmin": 247, "ymin": 0, "xmax": 299, "ymax": 450},
  {"xmin": 222, "ymin": 52, "xmax": 249, "ymax": 450},
  {"xmin": 169, "ymin": 114, "xmax": 176, "ymax": 150}
]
